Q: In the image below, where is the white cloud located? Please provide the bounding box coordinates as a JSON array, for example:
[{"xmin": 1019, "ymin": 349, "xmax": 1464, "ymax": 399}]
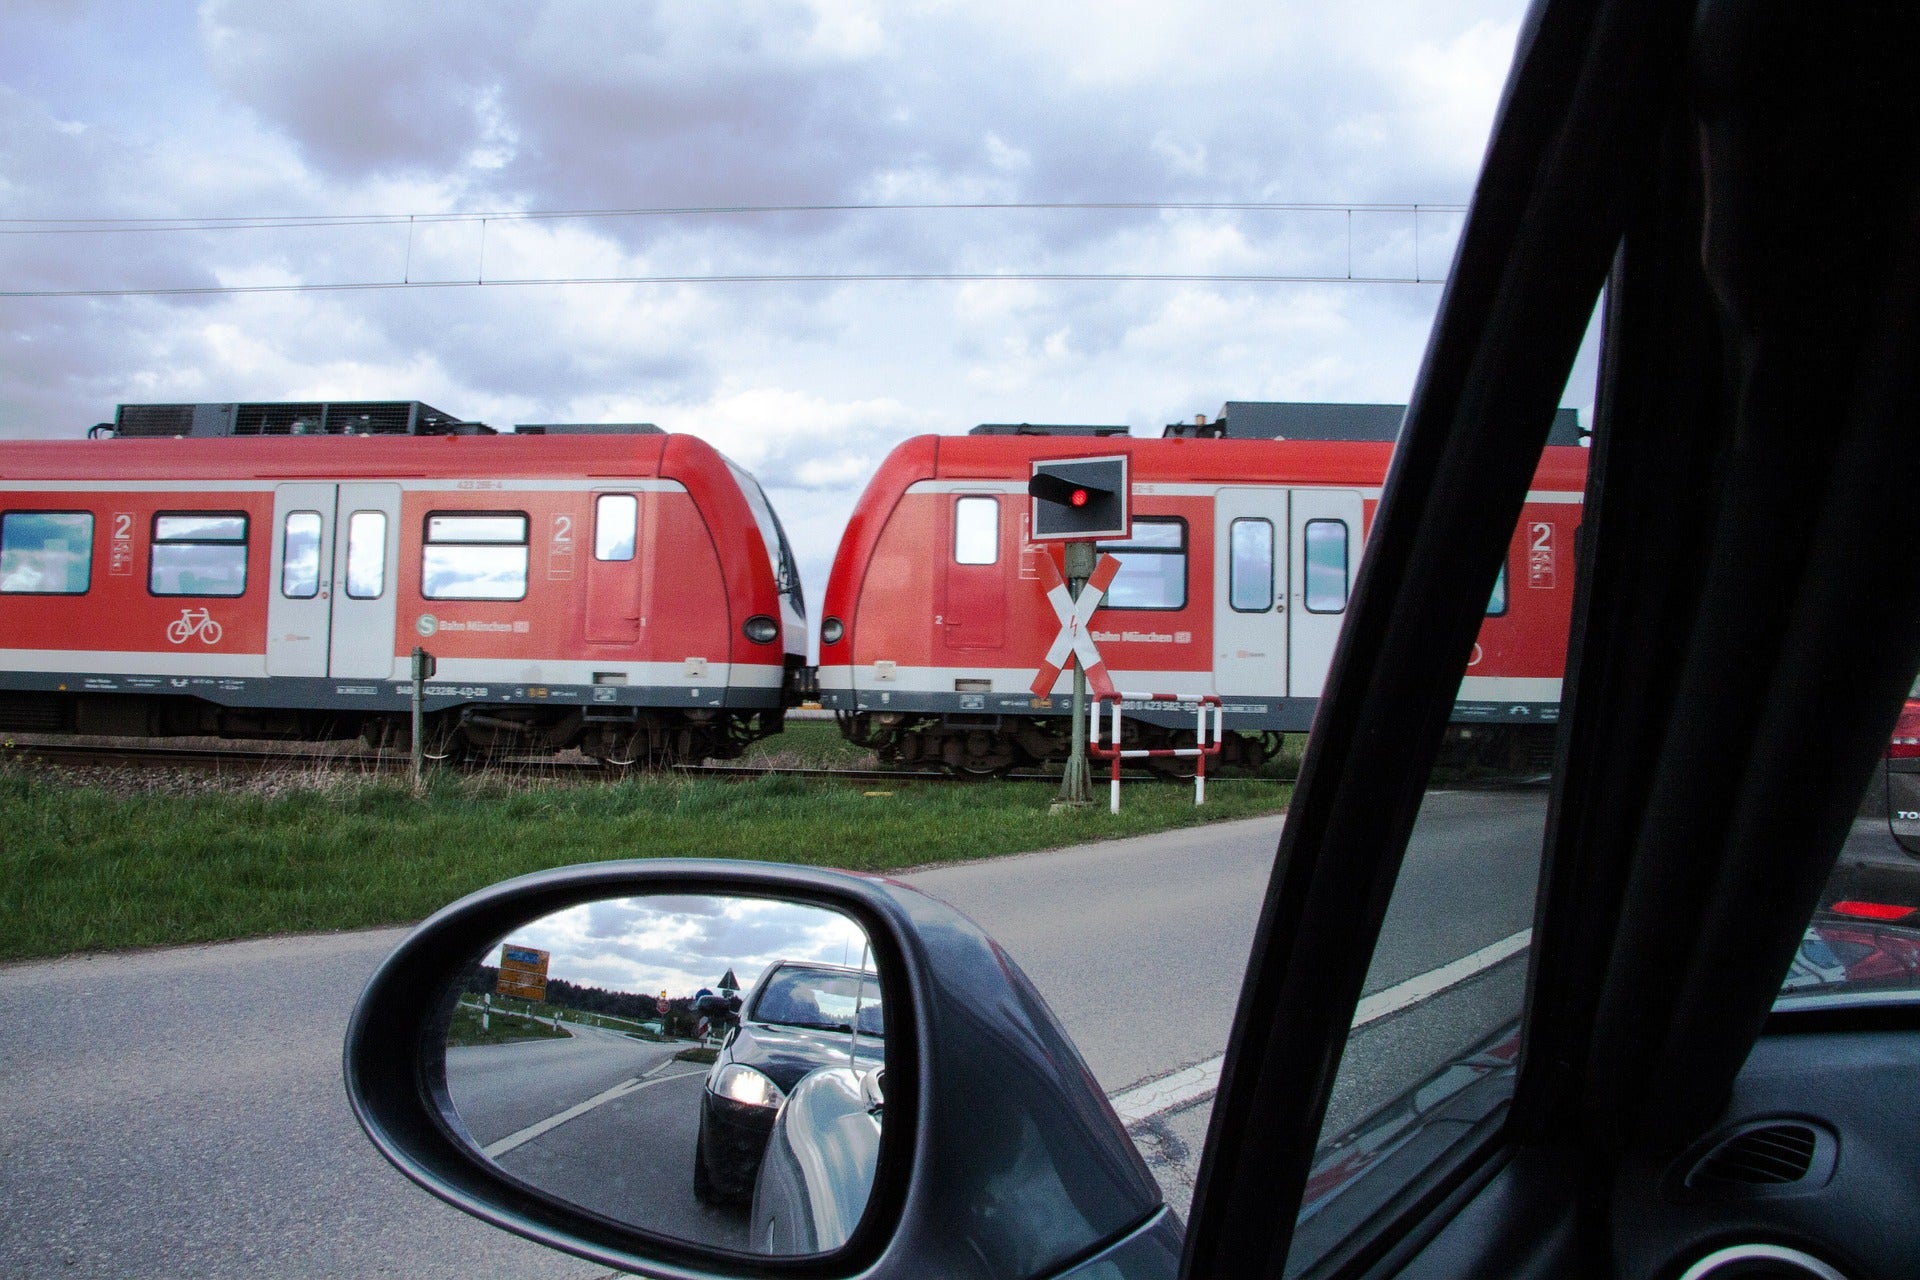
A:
[{"xmin": 501, "ymin": 894, "xmax": 872, "ymax": 997}]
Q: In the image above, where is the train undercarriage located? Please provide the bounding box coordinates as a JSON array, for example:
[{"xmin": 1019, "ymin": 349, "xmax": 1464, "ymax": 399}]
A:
[
  {"xmin": 838, "ymin": 709, "xmax": 1280, "ymax": 778},
  {"xmin": 0, "ymin": 690, "xmax": 782, "ymax": 767}
]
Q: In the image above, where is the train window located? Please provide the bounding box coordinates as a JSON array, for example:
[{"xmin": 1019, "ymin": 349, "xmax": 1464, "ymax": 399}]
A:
[
  {"xmin": 1303, "ymin": 519, "xmax": 1350, "ymax": 613},
  {"xmin": 427, "ymin": 514, "xmax": 527, "ymax": 544},
  {"xmin": 595, "ymin": 495, "xmax": 637, "ymax": 561},
  {"xmin": 1487, "ymin": 561, "xmax": 1510, "ymax": 616},
  {"xmin": 954, "ymin": 496, "xmax": 999, "ymax": 565},
  {"xmin": 1230, "ymin": 518, "xmax": 1275, "ymax": 612},
  {"xmin": 1, "ymin": 511, "xmax": 93, "ymax": 595},
  {"xmin": 150, "ymin": 513, "xmax": 248, "ymax": 597},
  {"xmin": 727, "ymin": 460, "xmax": 805, "ymax": 614},
  {"xmin": 281, "ymin": 512, "xmax": 322, "ymax": 599},
  {"xmin": 1097, "ymin": 517, "xmax": 1187, "ymax": 610},
  {"xmin": 345, "ymin": 512, "xmax": 387, "ymax": 599},
  {"xmin": 423, "ymin": 512, "xmax": 529, "ymax": 601}
]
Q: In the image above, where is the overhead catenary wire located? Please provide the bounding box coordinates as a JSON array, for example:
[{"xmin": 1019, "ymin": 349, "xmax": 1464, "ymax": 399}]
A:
[
  {"xmin": 1, "ymin": 270, "xmax": 1448, "ymax": 299},
  {"xmin": 0, "ymin": 199, "xmax": 1469, "ymax": 234},
  {"xmin": 0, "ymin": 199, "xmax": 1467, "ymax": 297}
]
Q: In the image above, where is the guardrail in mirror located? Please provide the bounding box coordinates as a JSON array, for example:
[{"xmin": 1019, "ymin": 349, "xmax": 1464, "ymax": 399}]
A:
[{"xmin": 439, "ymin": 894, "xmax": 885, "ymax": 1257}]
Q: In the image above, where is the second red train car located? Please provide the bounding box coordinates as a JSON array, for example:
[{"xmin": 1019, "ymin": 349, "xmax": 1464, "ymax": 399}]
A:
[{"xmin": 818, "ymin": 405, "xmax": 1588, "ymax": 774}]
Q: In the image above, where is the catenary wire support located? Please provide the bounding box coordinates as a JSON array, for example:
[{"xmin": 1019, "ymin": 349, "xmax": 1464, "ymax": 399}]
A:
[{"xmin": 1088, "ymin": 691, "xmax": 1223, "ymax": 814}]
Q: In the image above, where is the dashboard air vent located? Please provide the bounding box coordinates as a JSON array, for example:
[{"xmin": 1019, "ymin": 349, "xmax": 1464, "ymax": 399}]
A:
[
  {"xmin": 1688, "ymin": 1123, "xmax": 1817, "ymax": 1188},
  {"xmin": 1677, "ymin": 1243, "xmax": 1850, "ymax": 1280}
]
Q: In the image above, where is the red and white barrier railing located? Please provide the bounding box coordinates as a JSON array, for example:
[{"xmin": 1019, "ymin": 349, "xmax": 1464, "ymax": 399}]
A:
[{"xmin": 1087, "ymin": 692, "xmax": 1224, "ymax": 813}]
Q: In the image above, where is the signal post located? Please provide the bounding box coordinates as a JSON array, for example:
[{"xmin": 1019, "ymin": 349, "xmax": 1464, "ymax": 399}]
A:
[{"xmin": 1026, "ymin": 455, "xmax": 1130, "ymax": 808}]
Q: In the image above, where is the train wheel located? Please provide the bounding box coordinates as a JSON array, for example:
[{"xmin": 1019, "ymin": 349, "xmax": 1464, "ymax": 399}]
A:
[
  {"xmin": 950, "ymin": 759, "xmax": 1014, "ymax": 780},
  {"xmin": 419, "ymin": 719, "xmax": 469, "ymax": 764},
  {"xmin": 595, "ymin": 737, "xmax": 645, "ymax": 770},
  {"xmin": 591, "ymin": 731, "xmax": 671, "ymax": 771},
  {"xmin": 943, "ymin": 729, "xmax": 1016, "ymax": 778},
  {"xmin": 1147, "ymin": 755, "xmax": 1200, "ymax": 781}
]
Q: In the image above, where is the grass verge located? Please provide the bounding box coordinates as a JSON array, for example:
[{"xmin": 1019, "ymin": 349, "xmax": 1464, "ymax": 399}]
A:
[
  {"xmin": 0, "ymin": 763, "xmax": 1288, "ymax": 962},
  {"xmin": 446, "ymin": 1000, "xmax": 571, "ymax": 1047}
]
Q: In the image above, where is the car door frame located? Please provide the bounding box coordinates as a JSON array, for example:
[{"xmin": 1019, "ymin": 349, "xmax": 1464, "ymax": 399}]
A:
[{"xmin": 1182, "ymin": 0, "xmax": 1920, "ymax": 1275}]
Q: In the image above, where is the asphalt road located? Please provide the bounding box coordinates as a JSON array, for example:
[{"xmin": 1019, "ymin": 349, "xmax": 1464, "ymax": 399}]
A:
[
  {"xmin": 0, "ymin": 787, "xmax": 1548, "ymax": 1277},
  {"xmin": 0, "ymin": 928, "xmax": 612, "ymax": 1280},
  {"xmin": 447, "ymin": 1022, "xmax": 679, "ymax": 1147},
  {"xmin": 446, "ymin": 1031, "xmax": 745, "ymax": 1253},
  {"xmin": 905, "ymin": 790, "xmax": 1547, "ymax": 1219},
  {"xmin": 903, "ymin": 789, "xmax": 1545, "ymax": 1097}
]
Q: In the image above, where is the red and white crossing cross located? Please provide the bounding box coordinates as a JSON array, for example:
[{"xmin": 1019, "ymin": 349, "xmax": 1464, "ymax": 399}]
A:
[{"xmin": 1028, "ymin": 552, "xmax": 1122, "ymax": 699}]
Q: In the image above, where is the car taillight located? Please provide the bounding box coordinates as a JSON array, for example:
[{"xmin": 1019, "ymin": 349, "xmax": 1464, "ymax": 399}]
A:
[
  {"xmin": 1888, "ymin": 700, "xmax": 1920, "ymax": 758},
  {"xmin": 1829, "ymin": 900, "xmax": 1917, "ymax": 922}
]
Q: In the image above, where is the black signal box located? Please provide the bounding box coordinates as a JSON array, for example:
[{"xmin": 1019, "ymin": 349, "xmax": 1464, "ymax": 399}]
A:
[{"xmin": 1029, "ymin": 455, "xmax": 1131, "ymax": 541}]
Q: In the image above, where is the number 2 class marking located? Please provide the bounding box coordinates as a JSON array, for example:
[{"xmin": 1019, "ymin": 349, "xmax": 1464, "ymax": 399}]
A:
[{"xmin": 1527, "ymin": 522, "xmax": 1555, "ymax": 588}]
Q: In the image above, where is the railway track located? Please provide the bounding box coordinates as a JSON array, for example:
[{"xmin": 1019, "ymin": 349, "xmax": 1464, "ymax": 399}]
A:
[
  {"xmin": 0, "ymin": 739, "xmax": 1557, "ymax": 791},
  {"xmin": 0, "ymin": 739, "xmax": 1080, "ymax": 785}
]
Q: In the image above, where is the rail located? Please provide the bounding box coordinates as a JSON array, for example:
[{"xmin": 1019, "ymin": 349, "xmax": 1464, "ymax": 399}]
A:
[{"xmin": 0, "ymin": 738, "xmax": 1016, "ymax": 784}]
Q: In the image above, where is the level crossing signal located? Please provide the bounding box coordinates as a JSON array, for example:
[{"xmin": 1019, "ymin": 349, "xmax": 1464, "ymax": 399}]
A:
[{"xmin": 1028, "ymin": 455, "xmax": 1131, "ymax": 541}]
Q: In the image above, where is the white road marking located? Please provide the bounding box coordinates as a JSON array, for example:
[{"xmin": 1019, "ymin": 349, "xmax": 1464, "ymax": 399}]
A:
[
  {"xmin": 1349, "ymin": 928, "xmax": 1531, "ymax": 1028},
  {"xmin": 1107, "ymin": 927, "xmax": 1533, "ymax": 1127},
  {"xmin": 481, "ymin": 1067, "xmax": 707, "ymax": 1159},
  {"xmin": 1110, "ymin": 1060, "xmax": 1224, "ymax": 1125}
]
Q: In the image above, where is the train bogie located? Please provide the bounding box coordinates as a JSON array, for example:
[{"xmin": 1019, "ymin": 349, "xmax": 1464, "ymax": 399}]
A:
[{"xmin": 0, "ymin": 413, "xmax": 806, "ymax": 764}]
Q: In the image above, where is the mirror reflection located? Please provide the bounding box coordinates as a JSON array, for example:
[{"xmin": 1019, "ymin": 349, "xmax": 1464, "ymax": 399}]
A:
[{"xmin": 442, "ymin": 894, "xmax": 887, "ymax": 1256}]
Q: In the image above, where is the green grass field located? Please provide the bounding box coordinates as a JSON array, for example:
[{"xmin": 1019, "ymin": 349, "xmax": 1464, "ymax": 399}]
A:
[{"xmin": 0, "ymin": 755, "xmax": 1289, "ymax": 962}]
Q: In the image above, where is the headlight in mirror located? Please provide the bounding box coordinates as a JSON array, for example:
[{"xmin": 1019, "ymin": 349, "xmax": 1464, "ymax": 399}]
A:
[{"xmin": 711, "ymin": 1063, "xmax": 787, "ymax": 1109}]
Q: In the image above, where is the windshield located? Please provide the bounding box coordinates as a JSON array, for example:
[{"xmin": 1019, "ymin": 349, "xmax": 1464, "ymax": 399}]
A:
[
  {"xmin": 752, "ymin": 965, "xmax": 884, "ymax": 1037},
  {"xmin": 725, "ymin": 458, "xmax": 806, "ymax": 617}
]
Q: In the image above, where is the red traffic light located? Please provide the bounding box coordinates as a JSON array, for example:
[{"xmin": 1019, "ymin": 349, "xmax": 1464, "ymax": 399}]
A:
[{"xmin": 1028, "ymin": 456, "xmax": 1129, "ymax": 540}]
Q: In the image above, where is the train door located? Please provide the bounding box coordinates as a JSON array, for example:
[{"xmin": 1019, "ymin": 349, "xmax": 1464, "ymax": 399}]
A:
[
  {"xmin": 1287, "ymin": 488, "xmax": 1363, "ymax": 698},
  {"xmin": 327, "ymin": 484, "xmax": 403, "ymax": 679},
  {"xmin": 940, "ymin": 493, "xmax": 1006, "ymax": 650},
  {"xmin": 585, "ymin": 492, "xmax": 643, "ymax": 645},
  {"xmin": 1214, "ymin": 488, "xmax": 1290, "ymax": 697},
  {"xmin": 267, "ymin": 485, "xmax": 336, "ymax": 677}
]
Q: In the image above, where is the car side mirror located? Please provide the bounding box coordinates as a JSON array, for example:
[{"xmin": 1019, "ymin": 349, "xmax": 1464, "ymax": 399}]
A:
[{"xmin": 343, "ymin": 859, "xmax": 1179, "ymax": 1278}]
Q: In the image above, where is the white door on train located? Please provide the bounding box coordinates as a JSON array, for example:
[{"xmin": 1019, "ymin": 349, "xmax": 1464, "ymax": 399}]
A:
[
  {"xmin": 1213, "ymin": 487, "xmax": 1290, "ymax": 698},
  {"xmin": 328, "ymin": 484, "xmax": 403, "ymax": 679},
  {"xmin": 267, "ymin": 484, "xmax": 336, "ymax": 677},
  {"xmin": 1287, "ymin": 488, "xmax": 1363, "ymax": 699}
]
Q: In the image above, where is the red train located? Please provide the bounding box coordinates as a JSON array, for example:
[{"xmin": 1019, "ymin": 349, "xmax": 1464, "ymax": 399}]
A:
[
  {"xmin": 0, "ymin": 403, "xmax": 806, "ymax": 763},
  {"xmin": 817, "ymin": 405, "xmax": 1588, "ymax": 774}
]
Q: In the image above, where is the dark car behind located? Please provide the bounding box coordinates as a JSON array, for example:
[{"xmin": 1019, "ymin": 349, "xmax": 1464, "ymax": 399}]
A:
[
  {"xmin": 695, "ymin": 960, "xmax": 884, "ymax": 1205},
  {"xmin": 1824, "ymin": 679, "xmax": 1920, "ymax": 923}
]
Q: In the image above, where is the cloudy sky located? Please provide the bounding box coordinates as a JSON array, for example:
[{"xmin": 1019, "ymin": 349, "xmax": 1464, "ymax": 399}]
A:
[
  {"xmin": 1, "ymin": 0, "xmax": 1552, "ymax": 605},
  {"xmin": 494, "ymin": 893, "xmax": 872, "ymax": 999}
]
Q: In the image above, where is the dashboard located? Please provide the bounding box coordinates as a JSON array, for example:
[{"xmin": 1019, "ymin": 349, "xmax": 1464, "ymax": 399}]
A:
[{"xmin": 1612, "ymin": 1018, "xmax": 1920, "ymax": 1280}]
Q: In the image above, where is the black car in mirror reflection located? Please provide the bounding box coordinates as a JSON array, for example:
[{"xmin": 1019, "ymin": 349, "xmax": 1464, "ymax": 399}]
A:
[{"xmin": 694, "ymin": 959, "xmax": 885, "ymax": 1209}]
